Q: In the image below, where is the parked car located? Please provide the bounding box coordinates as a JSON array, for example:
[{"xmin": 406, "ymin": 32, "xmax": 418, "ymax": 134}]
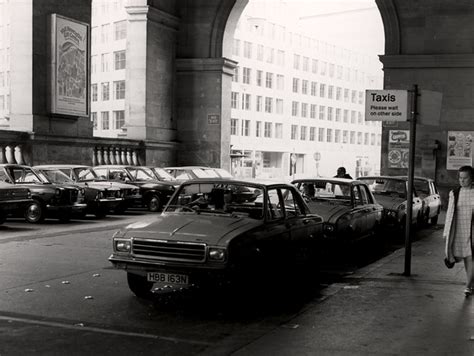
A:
[
  {"xmin": 357, "ymin": 176, "xmax": 424, "ymax": 231},
  {"xmin": 292, "ymin": 178, "xmax": 384, "ymax": 243},
  {"xmin": 396, "ymin": 176, "xmax": 441, "ymax": 225},
  {"xmin": 33, "ymin": 165, "xmax": 142, "ymax": 214},
  {"xmin": 164, "ymin": 166, "xmax": 233, "ymax": 184},
  {"xmin": 93, "ymin": 165, "xmax": 175, "ymax": 212},
  {"xmin": 0, "ymin": 182, "xmax": 32, "ymax": 224},
  {"xmin": 0, "ymin": 164, "xmax": 86, "ymax": 223},
  {"xmin": 34, "ymin": 165, "xmax": 124, "ymax": 218},
  {"xmin": 109, "ymin": 179, "xmax": 324, "ymax": 297}
]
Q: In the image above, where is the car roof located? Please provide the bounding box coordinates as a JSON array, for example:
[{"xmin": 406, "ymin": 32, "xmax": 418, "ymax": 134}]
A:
[
  {"xmin": 33, "ymin": 164, "xmax": 91, "ymax": 169},
  {"xmin": 292, "ymin": 177, "xmax": 359, "ymax": 184},
  {"xmin": 393, "ymin": 175, "xmax": 435, "ymax": 182},
  {"xmin": 357, "ymin": 175, "xmax": 407, "ymax": 182},
  {"xmin": 178, "ymin": 178, "xmax": 292, "ymax": 188}
]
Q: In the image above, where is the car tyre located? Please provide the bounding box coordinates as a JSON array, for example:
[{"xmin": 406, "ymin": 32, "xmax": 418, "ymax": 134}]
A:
[
  {"xmin": 24, "ymin": 199, "xmax": 45, "ymax": 224},
  {"xmin": 127, "ymin": 272, "xmax": 153, "ymax": 298},
  {"xmin": 148, "ymin": 195, "xmax": 161, "ymax": 212}
]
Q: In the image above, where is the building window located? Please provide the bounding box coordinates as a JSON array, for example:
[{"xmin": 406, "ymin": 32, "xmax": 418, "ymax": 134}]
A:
[
  {"xmin": 114, "ymin": 110, "xmax": 125, "ymax": 129},
  {"xmin": 310, "ymin": 104, "xmax": 317, "ymax": 119},
  {"xmin": 114, "ymin": 50, "xmax": 126, "ymax": 70},
  {"xmin": 257, "ymin": 44, "xmax": 264, "ymax": 61},
  {"xmin": 352, "ymin": 90, "xmax": 357, "ymax": 103},
  {"xmin": 335, "ymin": 108, "xmax": 341, "ymax": 122},
  {"xmin": 101, "ymin": 111, "xmax": 110, "ymax": 130},
  {"xmin": 358, "ymin": 132, "xmax": 363, "ymax": 144},
  {"xmin": 91, "ymin": 112, "xmax": 97, "ymax": 129},
  {"xmin": 256, "ymin": 121, "xmax": 262, "ymax": 137},
  {"xmin": 311, "ymin": 59, "xmax": 318, "ymax": 73},
  {"xmin": 319, "ymin": 84, "xmax": 326, "ymax": 98},
  {"xmin": 291, "ymin": 101, "xmax": 299, "ymax": 117},
  {"xmin": 302, "ymin": 57, "xmax": 309, "ymax": 71},
  {"xmin": 319, "ymin": 105, "xmax": 325, "ymax": 120},
  {"xmin": 293, "ymin": 54, "xmax": 300, "ymax": 70},
  {"xmin": 292, "ymin": 78, "xmax": 299, "ymax": 93},
  {"xmin": 344, "ymin": 88, "xmax": 349, "ymax": 102},
  {"xmin": 256, "ymin": 95, "xmax": 263, "ymax": 112},
  {"xmin": 101, "ymin": 53, "xmax": 109, "ymax": 72},
  {"xmin": 265, "ymin": 72, "xmax": 273, "ymax": 88},
  {"xmin": 233, "ymin": 67, "xmax": 239, "ymax": 82},
  {"xmin": 114, "ymin": 80, "xmax": 125, "ymax": 100},
  {"xmin": 275, "ymin": 123, "xmax": 283, "ymax": 138},
  {"xmin": 300, "ymin": 126, "xmax": 307, "ymax": 140},
  {"xmin": 309, "ymin": 127, "xmax": 316, "ymax": 141},
  {"xmin": 329, "ymin": 63, "xmax": 335, "ymax": 77},
  {"xmin": 343, "ymin": 109, "xmax": 349, "ymax": 123},
  {"xmin": 358, "ymin": 112, "xmax": 363, "ymax": 124},
  {"xmin": 276, "ymin": 99, "xmax": 284, "ymax": 114},
  {"xmin": 364, "ymin": 132, "xmax": 369, "ymax": 145},
  {"xmin": 256, "ymin": 70, "xmax": 263, "ymax": 86},
  {"xmin": 336, "ymin": 87, "xmax": 342, "ymax": 100},
  {"xmin": 242, "ymin": 93, "xmax": 251, "ymax": 110},
  {"xmin": 277, "ymin": 50, "xmax": 285, "ymax": 66},
  {"xmin": 335, "ymin": 129, "xmax": 341, "ymax": 143},
  {"xmin": 371, "ymin": 133, "xmax": 376, "ymax": 145},
  {"xmin": 327, "ymin": 107, "xmax": 333, "ymax": 121},
  {"xmin": 232, "ymin": 39, "xmax": 240, "ymax": 56},
  {"xmin": 311, "ymin": 82, "xmax": 317, "ymax": 96},
  {"xmin": 351, "ymin": 110, "xmax": 356, "ymax": 124},
  {"xmin": 243, "ymin": 41, "xmax": 252, "ymax": 58},
  {"xmin": 350, "ymin": 131, "xmax": 356, "ymax": 144},
  {"xmin": 328, "ymin": 85, "xmax": 334, "ymax": 99},
  {"xmin": 291, "ymin": 125, "xmax": 298, "ymax": 140},
  {"xmin": 231, "ymin": 118, "xmax": 239, "ymax": 135},
  {"xmin": 243, "ymin": 67, "xmax": 251, "ymax": 84},
  {"xmin": 320, "ymin": 61, "xmax": 327, "ymax": 75},
  {"xmin": 342, "ymin": 130, "xmax": 348, "ymax": 143},
  {"xmin": 302, "ymin": 80, "xmax": 308, "ymax": 95},
  {"xmin": 266, "ymin": 47, "xmax": 274, "ymax": 63},
  {"xmin": 327, "ymin": 128, "xmax": 333, "ymax": 143},
  {"xmin": 241, "ymin": 120, "xmax": 250, "ymax": 136},
  {"xmin": 264, "ymin": 122, "xmax": 272, "ymax": 138},
  {"xmin": 301, "ymin": 103, "xmax": 308, "ymax": 118},
  {"xmin": 114, "ymin": 20, "xmax": 126, "ymax": 40},
  {"xmin": 101, "ymin": 82, "xmax": 110, "ymax": 101},
  {"xmin": 231, "ymin": 92, "xmax": 239, "ymax": 109},
  {"xmin": 318, "ymin": 128, "xmax": 325, "ymax": 142},
  {"xmin": 276, "ymin": 74, "xmax": 284, "ymax": 90},
  {"xmin": 265, "ymin": 97, "xmax": 273, "ymax": 113},
  {"xmin": 91, "ymin": 84, "xmax": 98, "ymax": 102}
]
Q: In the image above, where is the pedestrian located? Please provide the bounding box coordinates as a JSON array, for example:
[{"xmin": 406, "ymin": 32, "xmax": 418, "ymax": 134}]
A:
[
  {"xmin": 334, "ymin": 166, "xmax": 353, "ymax": 179},
  {"xmin": 443, "ymin": 165, "xmax": 474, "ymax": 297}
]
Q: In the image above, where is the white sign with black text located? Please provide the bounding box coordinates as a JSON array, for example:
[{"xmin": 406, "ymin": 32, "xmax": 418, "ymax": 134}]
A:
[{"xmin": 365, "ymin": 90, "xmax": 408, "ymax": 122}]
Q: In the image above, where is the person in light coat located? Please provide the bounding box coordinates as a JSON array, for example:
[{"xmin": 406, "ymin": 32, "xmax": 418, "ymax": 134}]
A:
[{"xmin": 443, "ymin": 165, "xmax": 474, "ymax": 297}]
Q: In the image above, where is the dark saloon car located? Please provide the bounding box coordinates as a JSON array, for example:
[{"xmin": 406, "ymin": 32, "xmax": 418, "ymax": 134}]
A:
[
  {"xmin": 34, "ymin": 165, "xmax": 142, "ymax": 214},
  {"xmin": 0, "ymin": 182, "xmax": 32, "ymax": 224},
  {"xmin": 357, "ymin": 176, "xmax": 424, "ymax": 230},
  {"xmin": 109, "ymin": 179, "xmax": 324, "ymax": 297},
  {"xmin": 0, "ymin": 164, "xmax": 86, "ymax": 223},
  {"xmin": 292, "ymin": 178, "xmax": 384, "ymax": 243},
  {"xmin": 34, "ymin": 166, "xmax": 124, "ymax": 218},
  {"xmin": 93, "ymin": 165, "xmax": 175, "ymax": 212}
]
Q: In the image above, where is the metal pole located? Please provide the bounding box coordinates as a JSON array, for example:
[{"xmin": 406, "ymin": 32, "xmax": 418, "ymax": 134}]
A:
[{"xmin": 404, "ymin": 84, "xmax": 418, "ymax": 276}]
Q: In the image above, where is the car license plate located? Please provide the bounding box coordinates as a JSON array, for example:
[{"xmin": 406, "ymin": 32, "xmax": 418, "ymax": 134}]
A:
[{"xmin": 147, "ymin": 272, "xmax": 189, "ymax": 285}]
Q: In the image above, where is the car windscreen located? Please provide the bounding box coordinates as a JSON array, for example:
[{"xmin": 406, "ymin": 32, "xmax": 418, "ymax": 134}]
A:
[
  {"xmin": 297, "ymin": 181, "xmax": 351, "ymax": 203},
  {"xmin": 153, "ymin": 167, "xmax": 176, "ymax": 181},
  {"xmin": 214, "ymin": 168, "xmax": 233, "ymax": 178},
  {"xmin": 40, "ymin": 169, "xmax": 74, "ymax": 184},
  {"xmin": 10, "ymin": 167, "xmax": 44, "ymax": 184},
  {"xmin": 127, "ymin": 167, "xmax": 155, "ymax": 181},
  {"xmin": 165, "ymin": 182, "xmax": 264, "ymax": 219},
  {"xmin": 75, "ymin": 168, "xmax": 99, "ymax": 181},
  {"xmin": 192, "ymin": 169, "xmax": 214, "ymax": 178},
  {"xmin": 359, "ymin": 178, "xmax": 407, "ymax": 199}
]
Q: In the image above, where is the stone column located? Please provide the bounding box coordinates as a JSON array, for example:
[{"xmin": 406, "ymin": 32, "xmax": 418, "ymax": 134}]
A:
[
  {"xmin": 175, "ymin": 58, "xmax": 236, "ymax": 170},
  {"xmin": 125, "ymin": 3, "xmax": 179, "ymax": 146}
]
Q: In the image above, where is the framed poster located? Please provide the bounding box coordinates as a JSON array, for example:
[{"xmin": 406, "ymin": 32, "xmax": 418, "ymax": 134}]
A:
[
  {"xmin": 48, "ymin": 14, "xmax": 89, "ymax": 116},
  {"xmin": 447, "ymin": 131, "xmax": 473, "ymax": 170}
]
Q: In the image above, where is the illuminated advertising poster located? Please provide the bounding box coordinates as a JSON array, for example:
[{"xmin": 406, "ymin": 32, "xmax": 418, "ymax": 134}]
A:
[
  {"xmin": 447, "ymin": 131, "xmax": 473, "ymax": 170},
  {"xmin": 49, "ymin": 14, "xmax": 89, "ymax": 116},
  {"xmin": 388, "ymin": 130, "xmax": 409, "ymax": 168}
]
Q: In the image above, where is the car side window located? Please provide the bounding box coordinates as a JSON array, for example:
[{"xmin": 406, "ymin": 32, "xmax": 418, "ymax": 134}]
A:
[
  {"xmin": 281, "ymin": 188, "xmax": 302, "ymax": 217},
  {"xmin": 0, "ymin": 170, "xmax": 10, "ymax": 182},
  {"xmin": 267, "ymin": 188, "xmax": 284, "ymax": 220}
]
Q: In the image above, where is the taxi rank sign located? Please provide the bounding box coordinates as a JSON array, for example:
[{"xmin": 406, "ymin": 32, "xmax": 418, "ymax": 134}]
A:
[{"xmin": 365, "ymin": 90, "xmax": 408, "ymax": 122}]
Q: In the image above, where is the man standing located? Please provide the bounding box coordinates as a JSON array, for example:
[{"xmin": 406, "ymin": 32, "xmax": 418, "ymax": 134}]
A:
[{"xmin": 334, "ymin": 167, "xmax": 353, "ymax": 179}]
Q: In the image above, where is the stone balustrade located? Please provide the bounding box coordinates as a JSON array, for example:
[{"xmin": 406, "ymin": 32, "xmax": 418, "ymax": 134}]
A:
[{"xmin": 92, "ymin": 146, "xmax": 141, "ymax": 166}]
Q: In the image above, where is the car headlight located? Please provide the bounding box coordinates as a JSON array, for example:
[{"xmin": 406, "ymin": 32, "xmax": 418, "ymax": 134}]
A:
[
  {"xmin": 323, "ymin": 223, "xmax": 334, "ymax": 233},
  {"xmin": 80, "ymin": 188, "xmax": 85, "ymax": 196},
  {"xmin": 114, "ymin": 238, "xmax": 131, "ymax": 253},
  {"xmin": 208, "ymin": 248, "xmax": 226, "ymax": 261}
]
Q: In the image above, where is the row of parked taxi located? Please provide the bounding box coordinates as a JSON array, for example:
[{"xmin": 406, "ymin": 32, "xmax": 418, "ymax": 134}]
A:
[{"xmin": 0, "ymin": 164, "xmax": 227, "ymax": 224}]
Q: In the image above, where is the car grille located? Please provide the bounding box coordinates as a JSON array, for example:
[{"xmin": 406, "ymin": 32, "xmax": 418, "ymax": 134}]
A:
[
  {"xmin": 59, "ymin": 189, "xmax": 78, "ymax": 204},
  {"xmin": 104, "ymin": 189, "xmax": 120, "ymax": 199},
  {"xmin": 132, "ymin": 238, "xmax": 206, "ymax": 262}
]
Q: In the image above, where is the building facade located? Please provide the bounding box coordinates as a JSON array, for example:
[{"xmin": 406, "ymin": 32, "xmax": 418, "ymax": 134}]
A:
[
  {"xmin": 0, "ymin": 0, "xmax": 11, "ymax": 128},
  {"xmin": 230, "ymin": 13, "xmax": 383, "ymax": 180}
]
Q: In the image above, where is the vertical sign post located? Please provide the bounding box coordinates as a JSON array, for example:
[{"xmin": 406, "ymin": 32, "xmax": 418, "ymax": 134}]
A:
[{"xmin": 403, "ymin": 84, "xmax": 418, "ymax": 276}]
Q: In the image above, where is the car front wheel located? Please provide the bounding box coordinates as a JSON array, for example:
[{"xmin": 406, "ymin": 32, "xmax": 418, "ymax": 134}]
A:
[
  {"xmin": 24, "ymin": 200, "xmax": 45, "ymax": 223},
  {"xmin": 127, "ymin": 272, "xmax": 154, "ymax": 298}
]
